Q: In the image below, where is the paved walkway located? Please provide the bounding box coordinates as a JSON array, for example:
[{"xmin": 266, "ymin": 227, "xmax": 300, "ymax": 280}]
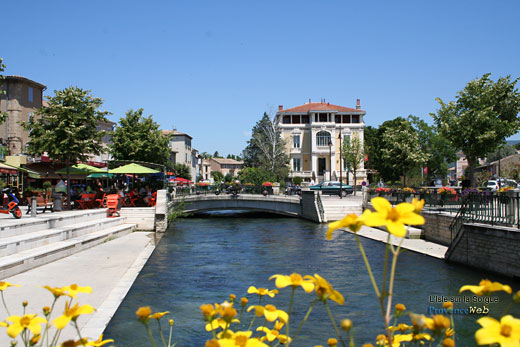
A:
[
  {"xmin": 347, "ymin": 225, "xmax": 448, "ymax": 259},
  {"xmin": 0, "ymin": 229, "xmax": 157, "ymax": 345}
]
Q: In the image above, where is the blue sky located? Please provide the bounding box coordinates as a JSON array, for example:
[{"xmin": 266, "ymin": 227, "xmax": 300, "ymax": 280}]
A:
[{"xmin": 3, "ymin": 0, "xmax": 520, "ymax": 156}]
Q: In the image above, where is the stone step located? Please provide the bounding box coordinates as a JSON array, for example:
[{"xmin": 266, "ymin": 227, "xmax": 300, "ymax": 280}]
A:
[
  {"xmin": 0, "ymin": 224, "xmax": 135, "ymax": 279},
  {"xmin": 0, "ymin": 217, "xmax": 125, "ymax": 257},
  {"xmin": 0, "ymin": 209, "xmax": 108, "ymax": 239}
]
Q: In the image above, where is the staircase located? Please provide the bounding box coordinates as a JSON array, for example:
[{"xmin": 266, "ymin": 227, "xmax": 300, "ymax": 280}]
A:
[
  {"xmin": 0, "ymin": 209, "xmax": 135, "ymax": 279},
  {"xmin": 320, "ymin": 196, "xmax": 363, "ymax": 222}
]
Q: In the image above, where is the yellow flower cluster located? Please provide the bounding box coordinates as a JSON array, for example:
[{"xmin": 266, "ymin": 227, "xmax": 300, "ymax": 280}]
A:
[
  {"xmin": 327, "ymin": 197, "xmax": 425, "ymax": 239},
  {"xmin": 0, "ymin": 281, "xmax": 113, "ymax": 347}
]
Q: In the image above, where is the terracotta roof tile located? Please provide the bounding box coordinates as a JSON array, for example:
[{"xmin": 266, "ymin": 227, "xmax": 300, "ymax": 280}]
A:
[{"xmin": 278, "ymin": 102, "xmax": 365, "ymax": 113}]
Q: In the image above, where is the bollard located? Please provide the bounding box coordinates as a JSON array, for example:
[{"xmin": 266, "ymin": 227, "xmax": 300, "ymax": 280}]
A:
[{"xmin": 31, "ymin": 196, "xmax": 37, "ymax": 217}]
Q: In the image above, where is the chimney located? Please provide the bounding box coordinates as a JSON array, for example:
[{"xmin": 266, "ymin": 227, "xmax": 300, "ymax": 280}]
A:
[
  {"xmin": 278, "ymin": 105, "xmax": 283, "ymax": 111},
  {"xmin": 356, "ymin": 99, "xmax": 361, "ymax": 110}
]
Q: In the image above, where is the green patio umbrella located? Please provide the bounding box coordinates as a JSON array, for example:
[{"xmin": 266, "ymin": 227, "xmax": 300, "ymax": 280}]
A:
[
  {"xmin": 56, "ymin": 163, "xmax": 106, "ymax": 175},
  {"xmin": 108, "ymin": 163, "xmax": 160, "ymax": 174},
  {"xmin": 86, "ymin": 172, "xmax": 115, "ymax": 179}
]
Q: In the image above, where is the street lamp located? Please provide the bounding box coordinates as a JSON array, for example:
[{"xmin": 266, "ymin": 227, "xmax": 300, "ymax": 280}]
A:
[
  {"xmin": 338, "ymin": 127, "xmax": 342, "ymax": 199},
  {"xmin": 328, "ymin": 139, "xmax": 332, "ymax": 181}
]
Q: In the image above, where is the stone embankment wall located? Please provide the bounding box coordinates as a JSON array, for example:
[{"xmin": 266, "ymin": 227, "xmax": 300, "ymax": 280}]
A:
[
  {"xmin": 300, "ymin": 191, "xmax": 322, "ymax": 223},
  {"xmin": 446, "ymin": 223, "xmax": 520, "ymax": 278},
  {"xmin": 422, "ymin": 212, "xmax": 455, "ymax": 246}
]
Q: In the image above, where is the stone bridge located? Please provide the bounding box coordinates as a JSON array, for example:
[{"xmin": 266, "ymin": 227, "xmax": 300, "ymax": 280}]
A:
[{"xmin": 177, "ymin": 194, "xmax": 304, "ymax": 217}]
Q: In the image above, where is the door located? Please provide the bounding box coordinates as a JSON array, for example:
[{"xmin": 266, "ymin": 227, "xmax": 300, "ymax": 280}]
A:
[{"xmin": 318, "ymin": 158, "xmax": 326, "ymax": 176}]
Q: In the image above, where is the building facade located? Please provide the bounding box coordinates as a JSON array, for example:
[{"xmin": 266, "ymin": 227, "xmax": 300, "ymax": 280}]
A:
[
  {"xmin": 275, "ymin": 99, "xmax": 366, "ymax": 184},
  {"xmin": 209, "ymin": 158, "xmax": 244, "ymax": 179},
  {"xmin": 162, "ymin": 129, "xmax": 201, "ymax": 180},
  {"xmin": 0, "ymin": 76, "xmax": 46, "ymax": 157}
]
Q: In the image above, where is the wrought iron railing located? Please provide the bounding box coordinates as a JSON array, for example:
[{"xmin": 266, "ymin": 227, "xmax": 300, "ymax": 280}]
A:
[
  {"xmin": 367, "ymin": 190, "xmax": 520, "ymax": 230},
  {"xmin": 173, "ymin": 184, "xmax": 276, "ymax": 198}
]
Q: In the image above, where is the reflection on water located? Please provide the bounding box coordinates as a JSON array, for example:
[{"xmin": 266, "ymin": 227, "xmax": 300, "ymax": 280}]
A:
[{"xmin": 104, "ymin": 211, "xmax": 520, "ymax": 346}]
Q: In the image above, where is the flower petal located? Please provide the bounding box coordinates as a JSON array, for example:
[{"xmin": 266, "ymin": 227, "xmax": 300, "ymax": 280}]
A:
[
  {"xmin": 371, "ymin": 197, "xmax": 391, "ymax": 213},
  {"xmin": 386, "ymin": 221, "xmax": 406, "ymax": 238}
]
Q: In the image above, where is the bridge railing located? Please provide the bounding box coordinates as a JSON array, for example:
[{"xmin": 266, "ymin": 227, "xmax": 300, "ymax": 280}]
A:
[
  {"xmin": 173, "ymin": 184, "xmax": 277, "ymax": 198},
  {"xmin": 367, "ymin": 190, "xmax": 520, "ymax": 228}
]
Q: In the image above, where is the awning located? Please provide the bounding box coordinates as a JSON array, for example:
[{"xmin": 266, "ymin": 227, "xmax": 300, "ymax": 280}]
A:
[
  {"xmin": 109, "ymin": 163, "xmax": 160, "ymax": 174},
  {"xmin": 0, "ymin": 163, "xmax": 18, "ymax": 175}
]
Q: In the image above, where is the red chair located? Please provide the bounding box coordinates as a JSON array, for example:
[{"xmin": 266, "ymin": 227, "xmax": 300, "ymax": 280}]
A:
[
  {"xmin": 95, "ymin": 193, "xmax": 107, "ymax": 208},
  {"xmin": 147, "ymin": 192, "xmax": 157, "ymax": 207},
  {"xmin": 78, "ymin": 193, "xmax": 96, "ymax": 209},
  {"xmin": 106, "ymin": 194, "xmax": 121, "ymax": 217}
]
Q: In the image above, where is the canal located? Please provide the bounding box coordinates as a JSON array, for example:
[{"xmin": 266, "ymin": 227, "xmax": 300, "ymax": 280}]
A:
[{"xmin": 104, "ymin": 212, "xmax": 520, "ymax": 346}]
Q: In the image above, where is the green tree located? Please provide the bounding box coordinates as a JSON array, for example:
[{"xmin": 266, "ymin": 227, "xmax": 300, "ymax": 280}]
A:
[
  {"xmin": 0, "ymin": 58, "xmax": 7, "ymax": 124},
  {"xmin": 342, "ymin": 135, "xmax": 364, "ymax": 195},
  {"xmin": 363, "ymin": 125, "xmax": 381, "ymax": 181},
  {"xmin": 110, "ymin": 108, "xmax": 170, "ymax": 166},
  {"xmin": 200, "ymin": 152, "xmax": 212, "ymax": 159},
  {"xmin": 173, "ymin": 163, "xmax": 191, "ymax": 180},
  {"xmin": 24, "ymin": 87, "xmax": 110, "ymax": 209},
  {"xmin": 408, "ymin": 115, "xmax": 457, "ymax": 183},
  {"xmin": 211, "ymin": 171, "xmax": 224, "ymax": 183},
  {"xmin": 243, "ymin": 113, "xmax": 289, "ymax": 181},
  {"xmin": 379, "ymin": 117, "xmax": 429, "ymax": 186},
  {"xmin": 213, "ymin": 151, "xmax": 222, "ymax": 158},
  {"xmin": 432, "ymin": 74, "xmax": 520, "ymax": 186},
  {"xmin": 237, "ymin": 167, "xmax": 275, "ymax": 186}
]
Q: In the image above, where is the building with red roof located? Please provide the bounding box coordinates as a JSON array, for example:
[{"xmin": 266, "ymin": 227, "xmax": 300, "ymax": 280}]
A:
[{"xmin": 275, "ymin": 99, "xmax": 366, "ymax": 185}]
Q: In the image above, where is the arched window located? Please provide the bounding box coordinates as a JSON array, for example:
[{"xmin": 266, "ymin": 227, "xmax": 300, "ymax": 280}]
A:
[{"xmin": 316, "ymin": 131, "xmax": 331, "ymax": 147}]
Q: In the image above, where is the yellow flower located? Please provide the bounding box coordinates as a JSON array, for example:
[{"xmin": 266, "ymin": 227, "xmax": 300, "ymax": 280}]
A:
[
  {"xmin": 443, "ymin": 302, "xmax": 453, "ymax": 310},
  {"xmin": 136, "ymin": 306, "xmax": 152, "ymax": 320},
  {"xmin": 85, "ymin": 334, "xmax": 114, "ymax": 346},
  {"xmin": 218, "ymin": 330, "xmax": 269, "ymax": 347},
  {"xmin": 53, "ymin": 302, "xmax": 95, "ymax": 329},
  {"xmin": 43, "ymin": 285, "xmax": 71, "ymax": 299},
  {"xmin": 247, "ymin": 286, "xmax": 278, "ymax": 298},
  {"xmin": 0, "ymin": 281, "xmax": 20, "ymax": 291},
  {"xmin": 389, "ymin": 323, "xmax": 412, "ymax": 332},
  {"xmin": 460, "ymin": 279, "xmax": 512, "ymax": 296},
  {"xmin": 206, "ymin": 318, "xmax": 231, "ymax": 331},
  {"xmin": 326, "ymin": 212, "xmax": 368, "ymax": 239},
  {"xmin": 327, "ymin": 337, "xmax": 338, "ymax": 346},
  {"xmin": 340, "ymin": 319, "xmax": 352, "ymax": 332},
  {"xmin": 424, "ymin": 315, "xmax": 450, "ymax": 331},
  {"xmin": 247, "ymin": 305, "xmax": 288, "ymax": 322},
  {"xmin": 205, "ymin": 340, "xmax": 220, "ymax": 347},
  {"xmin": 6, "ymin": 314, "xmax": 47, "ymax": 338},
  {"xmin": 241, "ymin": 297, "xmax": 248, "ymax": 306},
  {"xmin": 395, "ymin": 303, "xmax": 406, "ymax": 313},
  {"xmin": 149, "ymin": 311, "xmax": 170, "ymax": 320},
  {"xmin": 268, "ymin": 273, "xmax": 315, "ymax": 293},
  {"xmin": 256, "ymin": 325, "xmax": 290, "ymax": 343},
  {"xmin": 200, "ymin": 304, "xmax": 217, "ymax": 320},
  {"xmin": 475, "ymin": 315, "xmax": 520, "ymax": 346},
  {"xmin": 61, "ymin": 284, "xmax": 92, "ymax": 298},
  {"xmin": 304, "ymin": 274, "xmax": 345, "ymax": 305},
  {"xmin": 411, "ymin": 198, "xmax": 425, "ymax": 213},
  {"xmin": 364, "ymin": 197, "xmax": 425, "ymax": 237},
  {"xmin": 443, "ymin": 338, "xmax": 455, "ymax": 347},
  {"xmin": 59, "ymin": 339, "xmax": 89, "ymax": 347}
]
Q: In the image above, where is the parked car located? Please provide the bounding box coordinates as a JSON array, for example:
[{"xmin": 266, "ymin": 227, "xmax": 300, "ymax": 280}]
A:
[
  {"xmin": 310, "ymin": 181, "xmax": 353, "ymax": 197},
  {"xmin": 485, "ymin": 179, "xmax": 519, "ymax": 191}
]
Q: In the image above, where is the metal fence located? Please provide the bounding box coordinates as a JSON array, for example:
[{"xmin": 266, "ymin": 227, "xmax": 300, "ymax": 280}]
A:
[
  {"xmin": 367, "ymin": 191, "xmax": 520, "ymax": 229},
  {"xmin": 172, "ymin": 184, "xmax": 276, "ymax": 198}
]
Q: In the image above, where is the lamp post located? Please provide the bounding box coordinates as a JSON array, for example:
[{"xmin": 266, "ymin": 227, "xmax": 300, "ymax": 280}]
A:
[
  {"xmin": 338, "ymin": 127, "xmax": 342, "ymax": 199},
  {"xmin": 328, "ymin": 139, "xmax": 332, "ymax": 181}
]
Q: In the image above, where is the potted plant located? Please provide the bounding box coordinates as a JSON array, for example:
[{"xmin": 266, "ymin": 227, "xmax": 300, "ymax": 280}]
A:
[{"xmin": 262, "ymin": 181, "xmax": 273, "ymax": 196}]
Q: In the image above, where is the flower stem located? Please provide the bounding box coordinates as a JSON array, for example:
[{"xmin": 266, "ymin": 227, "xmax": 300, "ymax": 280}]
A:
[
  {"xmin": 145, "ymin": 321, "xmax": 157, "ymax": 347},
  {"xmin": 291, "ymin": 298, "xmax": 317, "ymax": 339},
  {"xmin": 286, "ymin": 287, "xmax": 296, "ymax": 345},
  {"xmin": 157, "ymin": 320, "xmax": 167, "ymax": 347},
  {"xmin": 168, "ymin": 324, "xmax": 173, "ymax": 347},
  {"xmin": 354, "ymin": 233, "xmax": 386, "ymax": 321},
  {"xmin": 324, "ymin": 301, "xmax": 347, "ymax": 347},
  {"xmin": 384, "ymin": 240, "xmax": 402, "ymax": 342},
  {"xmin": 381, "ymin": 234, "xmax": 391, "ymax": 299},
  {"xmin": 1, "ymin": 291, "xmax": 10, "ymax": 316}
]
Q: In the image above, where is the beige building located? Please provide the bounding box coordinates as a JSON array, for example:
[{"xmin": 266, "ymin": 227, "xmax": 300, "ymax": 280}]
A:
[
  {"xmin": 210, "ymin": 158, "xmax": 244, "ymax": 179},
  {"xmin": 275, "ymin": 99, "xmax": 366, "ymax": 184},
  {"xmin": 162, "ymin": 129, "xmax": 201, "ymax": 180},
  {"xmin": 201, "ymin": 159, "xmax": 212, "ymax": 181},
  {"xmin": 0, "ymin": 76, "xmax": 46, "ymax": 157}
]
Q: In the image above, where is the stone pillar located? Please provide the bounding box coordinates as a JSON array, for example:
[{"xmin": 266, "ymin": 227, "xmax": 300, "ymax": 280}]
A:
[{"xmin": 155, "ymin": 189, "xmax": 168, "ymax": 232}]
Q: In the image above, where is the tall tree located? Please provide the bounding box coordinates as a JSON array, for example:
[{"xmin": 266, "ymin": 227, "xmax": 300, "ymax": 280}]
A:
[
  {"xmin": 0, "ymin": 58, "xmax": 7, "ymax": 124},
  {"xmin": 24, "ymin": 87, "xmax": 110, "ymax": 209},
  {"xmin": 432, "ymin": 74, "xmax": 520, "ymax": 186},
  {"xmin": 243, "ymin": 113, "xmax": 289, "ymax": 181},
  {"xmin": 486, "ymin": 144, "xmax": 516, "ymax": 163},
  {"xmin": 342, "ymin": 135, "xmax": 364, "ymax": 195},
  {"xmin": 408, "ymin": 115, "xmax": 456, "ymax": 183},
  {"xmin": 110, "ymin": 108, "xmax": 170, "ymax": 166},
  {"xmin": 379, "ymin": 117, "xmax": 428, "ymax": 185},
  {"xmin": 173, "ymin": 163, "xmax": 191, "ymax": 180}
]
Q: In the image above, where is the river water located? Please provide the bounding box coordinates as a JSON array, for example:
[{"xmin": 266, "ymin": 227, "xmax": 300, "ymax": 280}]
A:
[{"xmin": 104, "ymin": 212, "xmax": 520, "ymax": 346}]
